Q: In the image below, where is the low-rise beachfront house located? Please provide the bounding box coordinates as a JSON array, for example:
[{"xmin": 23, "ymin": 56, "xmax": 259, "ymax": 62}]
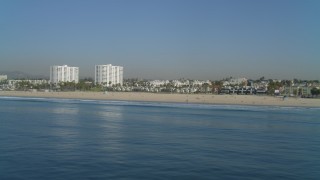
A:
[
  {"xmin": 223, "ymin": 78, "xmax": 247, "ymax": 86},
  {"xmin": 283, "ymin": 86, "xmax": 312, "ymax": 97},
  {"xmin": 172, "ymin": 80, "xmax": 190, "ymax": 87},
  {"xmin": 50, "ymin": 65, "xmax": 79, "ymax": 84},
  {"xmin": 0, "ymin": 75, "xmax": 7, "ymax": 81},
  {"xmin": 219, "ymin": 86, "xmax": 256, "ymax": 95},
  {"xmin": 256, "ymin": 88, "xmax": 267, "ymax": 94},
  {"xmin": 6, "ymin": 79, "xmax": 48, "ymax": 90},
  {"xmin": 149, "ymin": 80, "xmax": 169, "ymax": 87}
]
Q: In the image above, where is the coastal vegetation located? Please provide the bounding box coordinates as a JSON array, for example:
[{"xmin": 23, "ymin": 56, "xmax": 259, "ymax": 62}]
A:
[
  {"xmin": 1, "ymin": 77, "xmax": 320, "ymax": 98},
  {"xmin": 311, "ymin": 87, "xmax": 320, "ymax": 97}
]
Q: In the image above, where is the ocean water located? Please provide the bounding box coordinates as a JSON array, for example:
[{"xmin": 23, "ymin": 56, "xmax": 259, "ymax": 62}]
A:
[{"xmin": 0, "ymin": 97, "xmax": 319, "ymax": 179}]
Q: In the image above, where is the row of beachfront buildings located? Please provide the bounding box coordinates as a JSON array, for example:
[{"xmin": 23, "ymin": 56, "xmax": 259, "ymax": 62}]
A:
[{"xmin": 50, "ymin": 64, "xmax": 123, "ymax": 86}]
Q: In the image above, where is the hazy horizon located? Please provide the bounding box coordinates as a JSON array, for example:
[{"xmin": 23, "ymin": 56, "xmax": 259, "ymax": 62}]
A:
[{"xmin": 1, "ymin": 0, "xmax": 319, "ymax": 80}]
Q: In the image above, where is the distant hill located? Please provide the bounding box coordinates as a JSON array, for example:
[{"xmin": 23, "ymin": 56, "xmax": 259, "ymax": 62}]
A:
[{"xmin": 0, "ymin": 71, "xmax": 49, "ymax": 80}]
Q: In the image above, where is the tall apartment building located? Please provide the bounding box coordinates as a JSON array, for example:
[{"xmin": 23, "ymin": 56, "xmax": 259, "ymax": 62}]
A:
[
  {"xmin": 95, "ymin": 64, "xmax": 123, "ymax": 86},
  {"xmin": 50, "ymin": 65, "xmax": 79, "ymax": 84}
]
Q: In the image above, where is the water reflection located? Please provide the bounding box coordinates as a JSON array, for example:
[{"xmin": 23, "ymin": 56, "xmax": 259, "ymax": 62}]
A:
[
  {"xmin": 95, "ymin": 105, "xmax": 125, "ymax": 161},
  {"xmin": 52, "ymin": 106, "xmax": 79, "ymax": 115},
  {"xmin": 97, "ymin": 105, "xmax": 124, "ymax": 136},
  {"xmin": 98, "ymin": 106, "xmax": 123, "ymax": 119},
  {"xmin": 49, "ymin": 104, "xmax": 81, "ymax": 151}
]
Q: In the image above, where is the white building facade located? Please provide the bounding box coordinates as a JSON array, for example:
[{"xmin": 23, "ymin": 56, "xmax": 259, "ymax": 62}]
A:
[
  {"xmin": 50, "ymin": 65, "xmax": 79, "ymax": 84},
  {"xmin": 95, "ymin": 64, "xmax": 123, "ymax": 86},
  {"xmin": 0, "ymin": 75, "xmax": 7, "ymax": 81},
  {"xmin": 223, "ymin": 78, "xmax": 247, "ymax": 86}
]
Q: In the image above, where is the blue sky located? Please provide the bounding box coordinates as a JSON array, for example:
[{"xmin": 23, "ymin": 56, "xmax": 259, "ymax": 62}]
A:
[{"xmin": 1, "ymin": 0, "xmax": 319, "ymax": 80}]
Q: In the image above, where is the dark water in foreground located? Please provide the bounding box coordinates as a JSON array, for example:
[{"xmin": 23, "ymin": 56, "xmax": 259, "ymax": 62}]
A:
[{"xmin": 0, "ymin": 97, "xmax": 320, "ymax": 179}]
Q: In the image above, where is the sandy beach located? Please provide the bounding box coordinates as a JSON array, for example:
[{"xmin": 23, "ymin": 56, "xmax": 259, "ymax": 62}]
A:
[{"xmin": 0, "ymin": 91, "xmax": 319, "ymax": 107}]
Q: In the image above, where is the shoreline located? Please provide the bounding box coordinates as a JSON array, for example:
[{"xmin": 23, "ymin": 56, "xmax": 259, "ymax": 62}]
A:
[{"xmin": 0, "ymin": 91, "xmax": 319, "ymax": 107}]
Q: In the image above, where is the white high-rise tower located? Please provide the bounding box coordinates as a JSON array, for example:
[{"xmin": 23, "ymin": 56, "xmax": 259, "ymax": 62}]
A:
[
  {"xmin": 50, "ymin": 65, "xmax": 79, "ymax": 84},
  {"xmin": 95, "ymin": 64, "xmax": 123, "ymax": 86}
]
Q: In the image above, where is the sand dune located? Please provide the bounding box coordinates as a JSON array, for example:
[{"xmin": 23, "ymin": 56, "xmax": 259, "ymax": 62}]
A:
[{"xmin": 0, "ymin": 91, "xmax": 319, "ymax": 107}]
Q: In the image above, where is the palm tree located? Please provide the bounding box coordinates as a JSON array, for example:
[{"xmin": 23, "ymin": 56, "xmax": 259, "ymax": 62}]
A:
[{"xmin": 212, "ymin": 81, "xmax": 223, "ymax": 94}]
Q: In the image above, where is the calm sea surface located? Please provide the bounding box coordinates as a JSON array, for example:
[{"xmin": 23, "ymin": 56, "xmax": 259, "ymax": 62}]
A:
[{"xmin": 0, "ymin": 97, "xmax": 319, "ymax": 179}]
